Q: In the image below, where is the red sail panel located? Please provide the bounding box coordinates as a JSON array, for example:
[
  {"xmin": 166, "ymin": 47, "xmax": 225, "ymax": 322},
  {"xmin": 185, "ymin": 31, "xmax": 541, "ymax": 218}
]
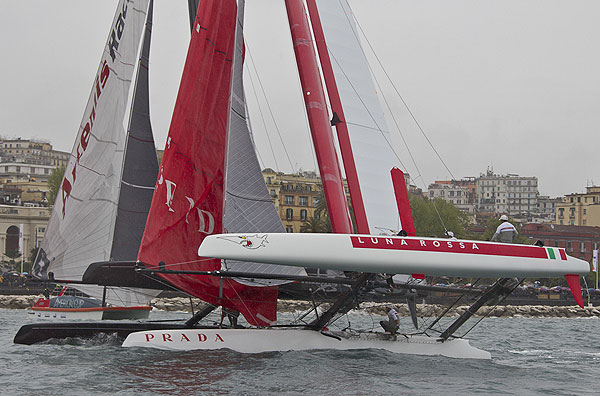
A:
[{"xmin": 137, "ymin": 0, "xmax": 277, "ymax": 326}]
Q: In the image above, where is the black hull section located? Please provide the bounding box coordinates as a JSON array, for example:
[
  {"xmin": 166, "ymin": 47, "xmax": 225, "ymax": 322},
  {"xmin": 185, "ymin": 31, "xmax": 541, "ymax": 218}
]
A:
[{"xmin": 14, "ymin": 322, "xmax": 192, "ymax": 345}]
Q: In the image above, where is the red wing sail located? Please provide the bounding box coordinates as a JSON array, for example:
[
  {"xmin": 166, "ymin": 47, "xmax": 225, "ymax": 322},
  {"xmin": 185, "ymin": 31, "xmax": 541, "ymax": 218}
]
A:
[{"xmin": 137, "ymin": 0, "xmax": 277, "ymax": 326}]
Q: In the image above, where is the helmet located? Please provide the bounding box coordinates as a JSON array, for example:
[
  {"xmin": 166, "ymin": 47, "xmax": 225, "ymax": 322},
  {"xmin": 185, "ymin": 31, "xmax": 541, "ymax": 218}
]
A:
[{"xmin": 499, "ymin": 215, "xmax": 508, "ymax": 221}]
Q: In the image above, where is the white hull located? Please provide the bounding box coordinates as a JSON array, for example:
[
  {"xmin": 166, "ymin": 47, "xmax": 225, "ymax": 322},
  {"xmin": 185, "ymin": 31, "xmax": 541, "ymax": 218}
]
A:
[
  {"xmin": 199, "ymin": 233, "xmax": 590, "ymax": 278},
  {"xmin": 28, "ymin": 309, "xmax": 104, "ymax": 321},
  {"xmin": 122, "ymin": 328, "xmax": 491, "ymax": 359},
  {"xmin": 29, "ymin": 307, "xmax": 151, "ymax": 321}
]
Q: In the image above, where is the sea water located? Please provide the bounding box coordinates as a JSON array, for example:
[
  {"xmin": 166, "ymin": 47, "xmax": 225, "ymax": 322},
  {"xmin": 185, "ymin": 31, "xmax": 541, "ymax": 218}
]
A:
[{"xmin": 1, "ymin": 308, "xmax": 599, "ymax": 396}]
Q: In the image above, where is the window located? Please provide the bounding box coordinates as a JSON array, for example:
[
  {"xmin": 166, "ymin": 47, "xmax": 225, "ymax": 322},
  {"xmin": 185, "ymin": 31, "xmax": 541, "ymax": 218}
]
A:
[
  {"xmin": 267, "ymin": 177, "xmax": 272, "ymax": 184},
  {"xmin": 567, "ymin": 241, "xmax": 572, "ymax": 251},
  {"xmin": 300, "ymin": 209, "xmax": 307, "ymax": 221},
  {"xmin": 286, "ymin": 226, "xmax": 293, "ymax": 233},
  {"xmin": 313, "ymin": 197, "xmax": 319, "ymax": 206},
  {"xmin": 286, "ymin": 208, "xmax": 293, "ymax": 220},
  {"xmin": 285, "ymin": 195, "xmax": 294, "ymax": 205},
  {"xmin": 299, "ymin": 196, "xmax": 308, "ymax": 206},
  {"xmin": 554, "ymin": 240, "xmax": 559, "ymax": 247},
  {"xmin": 581, "ymin": 242, "xmax": 586, "ymax": 252},
  {"xmin": 583, "ymin": 209, "xmax": 587, "ymax": 215},
  {"xmin": 270, "ymin": 190, "xmax": 276, "ymax": 197}
]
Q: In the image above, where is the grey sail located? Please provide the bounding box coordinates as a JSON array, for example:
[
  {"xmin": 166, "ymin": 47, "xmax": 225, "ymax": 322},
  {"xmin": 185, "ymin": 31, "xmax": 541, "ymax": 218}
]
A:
[
  {"xmin": 111, "ymin": 0, "xmax": 159, "ymax": 261},
  {"xmin": 223, "ymin": 0, "xmax": 306, "ymax": 285}
]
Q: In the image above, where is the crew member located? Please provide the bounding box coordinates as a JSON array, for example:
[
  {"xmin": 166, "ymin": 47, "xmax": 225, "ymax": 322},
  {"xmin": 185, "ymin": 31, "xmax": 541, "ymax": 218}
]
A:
[
  {"xmin": 220, "ymin": 307, "xmax": 240, "ymax": 328},
  {"xmin": 380, "ymin": 305, "xmax": 399, "ymax": 335},
  {"xmin": 491, "ymin": 215, "xmax": 518, "ymax": 243},
  {"xmin": 385, "ymin": 274, "xmax": 395, "ymax": 291}
]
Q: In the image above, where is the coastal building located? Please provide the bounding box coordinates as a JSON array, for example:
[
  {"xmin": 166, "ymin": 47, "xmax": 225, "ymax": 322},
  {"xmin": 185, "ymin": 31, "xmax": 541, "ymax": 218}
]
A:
[
  {"xmin": 263, "ymin": 169, "xmax": 324, "ymax": 233},
  {"xmin": 476, "ymin": 169, "xmax": 538, "ymax": 216},
  {"xmin": 554, "ymin": 186, "xmax": 600, "ymax": 227},
  {"xmin": 521, "ymin": 223, "xmax": 600, "ymax": 263},
  {"xmin": 427, "ymin": 178, "xmax": 476, "ymax": 213},
  {"xmin": 0, "ymin": 138, "xmax": 69, "ymax": 169},
  {"xmin": 0, "ymin": 204, "xmax": 51, "ymax": 265},
  {"xmin": 0, "ymin": 138, "xmax": 69, "ymax": 206},
  {"xmin": 536, "ymin": 196, "xmax": 562, "ymax": 223}
]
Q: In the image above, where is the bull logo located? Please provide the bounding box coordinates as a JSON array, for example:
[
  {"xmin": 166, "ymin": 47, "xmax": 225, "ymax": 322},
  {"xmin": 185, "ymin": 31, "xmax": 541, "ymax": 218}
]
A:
[{"xmin": 217, "ymin": 234, "xmax": 268, "ymax": 249}]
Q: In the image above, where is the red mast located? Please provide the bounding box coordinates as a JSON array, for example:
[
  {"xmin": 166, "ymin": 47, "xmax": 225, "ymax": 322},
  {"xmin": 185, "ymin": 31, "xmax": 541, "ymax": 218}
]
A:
[
  {"xmin": 305, "ymin": 0, "xmax": 370, "ymax": 235},
  {"xmin": 285, "ymin": 0, "xmax": 353, "ymax": 234}
]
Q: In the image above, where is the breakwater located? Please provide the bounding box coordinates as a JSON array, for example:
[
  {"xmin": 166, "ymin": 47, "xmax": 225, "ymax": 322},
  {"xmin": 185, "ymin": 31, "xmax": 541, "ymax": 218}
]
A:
[{"xmin": 3, "ymin": 294, "xmax": 600, "ymax": 318}]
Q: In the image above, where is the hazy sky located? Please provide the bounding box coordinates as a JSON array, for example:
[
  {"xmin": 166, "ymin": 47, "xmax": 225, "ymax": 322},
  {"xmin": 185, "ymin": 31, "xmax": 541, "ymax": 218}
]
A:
[{"xmin": 0, "ymin": 0, "xmax": 598, "ymax": 198}]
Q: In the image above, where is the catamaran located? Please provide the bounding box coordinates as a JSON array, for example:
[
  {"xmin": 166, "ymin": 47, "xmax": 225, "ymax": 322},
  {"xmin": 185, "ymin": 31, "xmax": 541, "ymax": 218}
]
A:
[{"xmin": 15, "ymin": 0, "xmax": 589, "ymax": 360}]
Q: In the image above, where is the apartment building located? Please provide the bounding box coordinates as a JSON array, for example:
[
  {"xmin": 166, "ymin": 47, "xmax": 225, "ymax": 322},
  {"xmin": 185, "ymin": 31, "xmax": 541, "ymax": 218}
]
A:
[{"xmin": 555, "ymin": 186, "xmax": 600, "ymax": 227}]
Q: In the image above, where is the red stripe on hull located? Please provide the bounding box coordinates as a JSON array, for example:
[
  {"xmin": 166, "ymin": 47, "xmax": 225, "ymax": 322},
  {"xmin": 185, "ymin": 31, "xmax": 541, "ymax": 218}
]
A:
[{"xmin": 350, "ymin": 236, "xmax": 549, "ymax": 259}]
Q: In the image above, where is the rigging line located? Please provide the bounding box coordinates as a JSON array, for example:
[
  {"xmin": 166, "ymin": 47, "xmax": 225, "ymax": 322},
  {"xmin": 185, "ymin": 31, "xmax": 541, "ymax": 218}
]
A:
[
  {"xmin": 335, "ymin": 0, "xmax": 424, "ymax": 185},
  {"xmin": 104, "ymin": 285, "xmax": 157, "ymax": 304},
  {"xmin": 329, "ymin": 45, "xmax": 449, "ymax": 232},
  {"xmin": 331, "ymin": 1, "xmax": 420, "ymax": 180},
  {"xmin": 244, "ymin": 48, "xmax": 280, "ymax": 171},
  {"xmin": 152, "ymin": 257, "xmax": 215, "ymax": 269},
  {"xmin": 326, "ymin": 50, "xmax": 408, "ymax": 174},
  {"xmin": 344, "ymin": 4, "xmax": 466, "ymax": 229},
  {"xmin": 245, "ymin": 42, "xmax": 296, "ymax": 173},
  {"xmin": 349, "ymin": 6, "xmax": 474, "ymax": 202},
  {"xmin": 348, "ymin": 6, "xmax": 459, "ymax": 184}
]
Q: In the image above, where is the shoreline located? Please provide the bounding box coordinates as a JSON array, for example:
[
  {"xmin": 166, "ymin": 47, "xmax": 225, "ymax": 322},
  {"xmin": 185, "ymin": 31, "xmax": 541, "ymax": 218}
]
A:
[{"xmin": 2, "ymin": 295, "xmax": 599, "ymax": 319}]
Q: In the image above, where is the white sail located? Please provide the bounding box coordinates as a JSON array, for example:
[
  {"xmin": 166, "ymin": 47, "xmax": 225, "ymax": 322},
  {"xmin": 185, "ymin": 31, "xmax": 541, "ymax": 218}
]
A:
[
  {"xmin": 33, "ymin": 0, "xmax": 154, "ymax": 306},
  {"xmin": 315, "ymin": 0, "xmax": 400, "ymax": 234}
]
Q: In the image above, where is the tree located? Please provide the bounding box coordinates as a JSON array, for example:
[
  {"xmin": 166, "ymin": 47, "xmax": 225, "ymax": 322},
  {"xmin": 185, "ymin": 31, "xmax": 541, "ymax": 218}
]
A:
[
  {"xmin": 4, "ymin": 249, "xmax": 22, "ymax": 272},
  {"xmin": 47, "ymin": 166, "xmax": 66, "ymax": 207},
  {"xmin": 300, "ymin": 215, "xmax": 329, "ymax": 233},
  {"xmin": 409, "ymin": 195, "xmax": 471, "ymax": 238}
]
